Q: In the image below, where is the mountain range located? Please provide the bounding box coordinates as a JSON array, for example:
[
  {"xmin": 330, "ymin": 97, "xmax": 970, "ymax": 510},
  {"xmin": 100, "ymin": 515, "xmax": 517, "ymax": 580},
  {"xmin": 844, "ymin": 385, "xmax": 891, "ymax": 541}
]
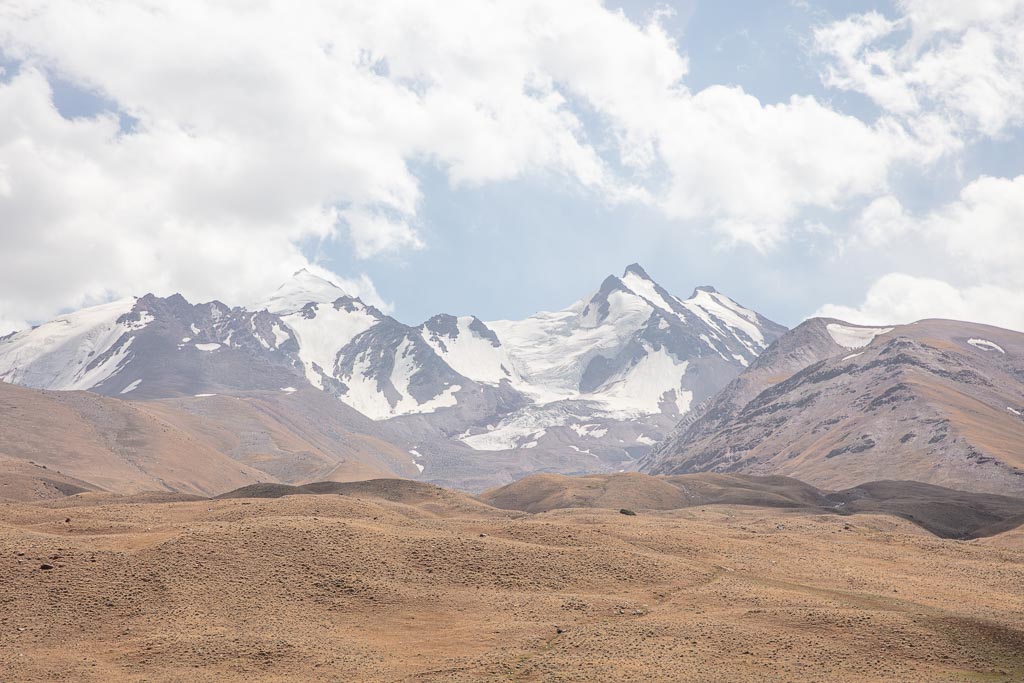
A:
[
  {"xmin": 1, "ymin": 264, "xmax": 1021, "ymax": 498},
  {"xmin": 0, "ymin": 265, "xmax": 784, "ymax": 491}
]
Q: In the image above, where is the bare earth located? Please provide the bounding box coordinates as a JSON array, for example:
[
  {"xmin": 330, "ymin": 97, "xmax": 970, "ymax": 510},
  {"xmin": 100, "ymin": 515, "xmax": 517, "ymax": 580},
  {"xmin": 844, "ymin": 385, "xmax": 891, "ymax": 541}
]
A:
[{"xmin": 2, "ymin": 489, "xmax": 1023, "ymax": 682}]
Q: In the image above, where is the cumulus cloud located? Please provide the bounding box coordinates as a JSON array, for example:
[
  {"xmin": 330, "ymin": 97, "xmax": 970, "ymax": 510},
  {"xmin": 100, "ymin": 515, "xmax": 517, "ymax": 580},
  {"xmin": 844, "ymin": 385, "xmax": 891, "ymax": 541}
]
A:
[
  {"xmin": 0, "ymin": 0, "xmax": 1017, "ymax": 330},
  {"xmin": 817, "ymin": 274, "xmax": 1024, "ymax": 331},
  {"xmin": 0, "ymin": 0, "xmax": 950, "ymax": 329},
  {"xmin": 852, "ymin": 195, "xmax": 914, "ymax": 248},
  {"xmin": 815, "ymin": 0, "xmax": 1024, "ymax": 140},
  {"xmin": 818, "ymin": 175, "xmax": 1024, "ymax": 331}
]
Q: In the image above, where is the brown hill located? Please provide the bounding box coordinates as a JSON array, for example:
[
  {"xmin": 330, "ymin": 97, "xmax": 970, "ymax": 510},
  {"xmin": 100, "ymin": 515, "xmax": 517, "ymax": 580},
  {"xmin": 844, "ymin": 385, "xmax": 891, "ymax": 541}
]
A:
[
  {"xmin": 646, "ymin": 319, "xmax": 1024, "ymax": 497},
  {"xmin": 0, "ymin": 381, "xmax": 270, "ymax": 496},
  {"xmin": 479, "ymin": 472, "xmax": 694, "ymax": 513},
  {"xmin": 0, "ymin": 382, "xmax": 412, "ymax": 497},
  {"xmin": 480, "ymin": 471, "xmax": 1024, "ymax": 540},
  {"xmin": 0, "ymin": 455, "xmax": 103, "ymax": 502},
  {"xmin": 480, "ymin": 472, "xmax": 830, "ymax": 514},
  {"xmin": 218, "ymin": 478, "xmax": 494, "ymax": 516},
  {"xmin": 141, "ymin": 389, "xmax": 417, "ymax": 483}
]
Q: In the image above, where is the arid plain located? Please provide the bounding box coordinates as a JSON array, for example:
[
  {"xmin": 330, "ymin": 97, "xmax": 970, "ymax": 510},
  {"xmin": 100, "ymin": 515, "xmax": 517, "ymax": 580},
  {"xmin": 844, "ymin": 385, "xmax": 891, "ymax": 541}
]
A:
[{"xmin": 2, "ymin": 480, "xmax": 1022, "ymax": 682}]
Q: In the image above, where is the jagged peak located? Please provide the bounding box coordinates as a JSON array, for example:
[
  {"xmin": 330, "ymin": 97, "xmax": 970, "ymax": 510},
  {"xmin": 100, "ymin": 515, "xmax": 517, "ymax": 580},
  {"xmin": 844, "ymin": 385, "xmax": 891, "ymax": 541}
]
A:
[
  {"xmin": 596, "ymin": 274, "xmax": 631, "ymax": 296},
  {"xmin": 690, "ymin": 285, "xmax": 719, "ymax": 297},
  {"xmin": 622, "ymin": 263, "xmax": 653, "ymax": 280}
]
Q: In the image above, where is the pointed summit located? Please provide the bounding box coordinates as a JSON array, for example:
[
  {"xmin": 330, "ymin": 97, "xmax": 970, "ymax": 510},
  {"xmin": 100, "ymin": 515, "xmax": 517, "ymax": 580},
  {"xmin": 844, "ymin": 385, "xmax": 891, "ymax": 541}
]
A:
[
  {"xmin": 622, "ymin": 263, "xmax": 653, "ymax": 280},
  {"xmin": 689, "ymin": 285, "xmax": 718, "ymax": 298},
  {"xmin": 258, "ymin": 268, "xmax": 349, "ymax": 314}
]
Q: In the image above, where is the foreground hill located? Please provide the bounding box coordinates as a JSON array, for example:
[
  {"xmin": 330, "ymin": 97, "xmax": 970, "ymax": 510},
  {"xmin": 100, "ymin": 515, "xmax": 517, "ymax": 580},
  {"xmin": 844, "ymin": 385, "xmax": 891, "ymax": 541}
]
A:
[
  {"xmin": 217, "ymin": 478, "xmax": 494, "ymax": 516},
  {"xmin": 479, "ymin": 472, "xmax": 1024, "ymax": 539},
  {"xmin": 1, "ymin": 489, "xmax": 1022, "ymax": 681},
  {"xmin": 0, "ymin": 455, "xmax": 102, "ymax": 502},
  {"xmin": 478, "ymin": 472, "xmax": 826, "ymax": 514},
  {"xmin": 0, "ymin": 381, "xmax": 413, "ymax": 498},
  {"xmin": 645, "ymin": 318, "xmax": 1024, "ymax": 497}
]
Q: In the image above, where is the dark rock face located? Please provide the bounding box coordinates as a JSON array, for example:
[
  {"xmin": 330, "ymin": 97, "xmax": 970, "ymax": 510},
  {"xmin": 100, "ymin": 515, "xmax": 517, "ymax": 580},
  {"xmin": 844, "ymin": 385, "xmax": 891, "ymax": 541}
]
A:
[
  {"xmin": 88, "ymin": 295, "xmax": 307, "ymax": 398},
  {"xmin": 336, "ymin": 319, "xmax": 470, "ymax": 408}
]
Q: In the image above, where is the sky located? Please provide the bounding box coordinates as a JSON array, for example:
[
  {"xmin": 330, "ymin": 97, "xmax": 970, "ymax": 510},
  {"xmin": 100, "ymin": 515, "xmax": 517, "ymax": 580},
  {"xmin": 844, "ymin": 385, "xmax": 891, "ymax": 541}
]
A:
[{"xmin": 0, "ymin": 0, "xmax": 1022, "ymax": 334}]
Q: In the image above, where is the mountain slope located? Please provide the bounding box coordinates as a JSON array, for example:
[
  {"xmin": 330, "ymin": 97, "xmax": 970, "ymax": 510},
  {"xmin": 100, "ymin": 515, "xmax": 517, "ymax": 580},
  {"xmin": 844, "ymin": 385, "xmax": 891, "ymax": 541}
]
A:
[
  {"xmin": 0, "ymin": 381, "xmax": 270, "ymax": 495},
  {"xmin": 0, "ymin": 455, "xmax": 104, "ymax": 502},
  {"xmin": 644, "ymin": 318, "xmax": 1024, "ymax": 497},
  {"xmin": 0, "ymin": 381, "xmax": 412, "ymax": 496}
]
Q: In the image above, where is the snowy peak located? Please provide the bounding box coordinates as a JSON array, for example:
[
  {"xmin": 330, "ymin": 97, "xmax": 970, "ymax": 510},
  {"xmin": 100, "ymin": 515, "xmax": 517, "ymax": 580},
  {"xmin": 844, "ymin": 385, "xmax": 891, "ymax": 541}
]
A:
[
  {"xmin": 0, "ymin": 297, "xmax": 143, "ymax": 391},
  {"xmin": 485, "ymin": 265, "xmax": 786, "ymax": 414},
  {"xmin": 419, "ymin": 314, "xmax": 514, "ymax": 386},
  {"xmin": 259, "ymin": 268, "xmax": 349, "ymax": 315},
  {"xmin": 619, "ymin": 266, "xmax": 686, "ymax": 316},
  {"xmin": 680, "ymin": 286, "xmax": 782, "ymax": 359}
]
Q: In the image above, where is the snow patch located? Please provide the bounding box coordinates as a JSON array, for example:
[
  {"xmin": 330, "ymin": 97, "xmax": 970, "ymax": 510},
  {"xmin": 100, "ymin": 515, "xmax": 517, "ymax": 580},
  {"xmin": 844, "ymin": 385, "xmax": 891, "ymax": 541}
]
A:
[
  {"xmin": 570, "ymin": 423, "xmax": 608, "ymax": 439},
  {"xmin": 280, "ymin": 386, "xmax": 297, "ymax": 393},
  {"xmin": 826, "ymin": 323, "xmax": 892, "ymax": 349},
  {"xmin": 488, "ymin": 288, "xmax": 653, "ymax": 402},
  {"xmin": 461, "ymin": 406, "xmax": 589, "ymax": 451},
  {"xmin": 258, "ymin": 269, "xmax": 347, "ymax": 314},
  {"xmin": 635, "ymin": 434, "xmax": 657, "ymax": 445},
  {"xmin": 194, "ymin": 343, "xmax": 221, "ymax": 352},
  {"xmin": 621, "ymin": 270, "xmax": 680, "ymax": 314},
  {"xmin": 1007, "ymin": 406, "xmax": 1021, "ymax": 416},
  {"xmin": 968, "ymin": 338, "xmax": 1005, "ymax": 354},
  {"xmin": 120, "ymin": 378, "xmax": 142, "ymax": 394},
  {"xmin": 592, "ymin": 348, "xmax": 691, "ymax": 416},
  {"xmin": 271, "ymin": 323, "xmax": 290, "ymax": 348},
  {"xmin": 843, "ymin": 352, "xmax": 863, "ymax": 361},
  {"xmin": 194, "ymin": 393, "xmax": 216, "ymax": 397}
]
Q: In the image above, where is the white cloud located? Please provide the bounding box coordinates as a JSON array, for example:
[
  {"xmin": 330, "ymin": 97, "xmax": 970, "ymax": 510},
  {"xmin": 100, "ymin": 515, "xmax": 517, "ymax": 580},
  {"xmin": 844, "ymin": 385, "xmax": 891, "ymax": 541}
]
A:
[
  {"xmin": 817, "ymin": 274, "xmax": 1024, "ymax": 331},
  {"xmin": 853, "ymin": 195, "xmax": 914, "ymax": 247},
  {"xmin": 819, "ymin": 174, "xmax": 1024, "ymax": 331},
  {"xmin": 0, "ymin": 0, "xmax": 1014, "ymax": 329},
  {"xmin": 929, "ymin": 175, "xmax": 1024, "ymax": 288},
  {"xmin": 851, "ymin": 176, "xmax": 1024, "ymax": 285},
  {"xmin": 815, "ymin": 0, "xmax": 1024, "ymax": 140}
]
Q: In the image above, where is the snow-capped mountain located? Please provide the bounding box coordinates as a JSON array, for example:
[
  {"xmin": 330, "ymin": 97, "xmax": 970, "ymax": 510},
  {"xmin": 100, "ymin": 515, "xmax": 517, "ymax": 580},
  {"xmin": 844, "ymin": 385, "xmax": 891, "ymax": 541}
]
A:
[
  {"xmin": 489, "ymin": 264, "xmax": 782, "ymax": 413},
  {"xmin": 0, "ymin": 265, "xmax": 786, "ymax": 489},
  {"xmin": 449, "ymin": 264, "xmax": 787, "ymax": 453},
  {"xmin": 0, "ymin": 293, "xmax": 304, "ymax": 398}
]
